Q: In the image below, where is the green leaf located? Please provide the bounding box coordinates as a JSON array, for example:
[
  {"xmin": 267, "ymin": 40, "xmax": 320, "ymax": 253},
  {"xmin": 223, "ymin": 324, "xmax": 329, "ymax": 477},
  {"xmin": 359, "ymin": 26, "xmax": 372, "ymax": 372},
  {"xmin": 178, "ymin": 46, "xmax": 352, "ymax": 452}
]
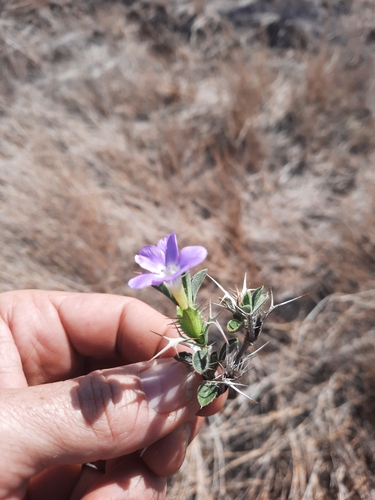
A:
[
  {"xmin": 251, "ymin": 286, "xmax": 264, "ymax": 310},
  {"xmin": 227, "ymin": 318, "xmax": 244, "ymax": 333},
  {"xmin": 200, "ymin": 325, "xmax": 209, "ymax": 346},
  {"xmin": 254, "ymin": 294, "xmax": 268, "ymax": 313},
  {"xmin": 219, "ymin": 342, "xmax": 227, "ymax": 362},
  {"xmin": 181, "ymin": 271, "xmax": 192, "ymax": 305},
  {"xmin": 219, "ymin": 337, "xmax": 239, "ymax": 361},
  {"xmin": 222, "ymin": 297, "xmax": 236, "ymax": 313},
  {"xmin": 228, "ymin": 337, "xmax": 239, "ymax": 351},
  {"xmin": 240, "ymin": 304, "xmax": 251, "ymax": 314},
  {"xmin": 210, "ymin": 350, "xmax": 218, "ymax": 369},
  {"xmin": 242, "ymin": 291, "xmax": 252, "ymax": 308},
  {"xmin": 197, "ymin": 382, "xmax": 219, "ymax": 407},
  {"xmin": 191, "ymin": 269, "xmax": 207, "ymax": 303},
  {"xmin": 174, "ymin": 351, "xmax": 193, "ymax": 366},
  {"xmin": 192, "ymin": 349, "xmax": 209, "ymax": 374},
  {"xmin": 203, "ymin": 351, "xmax": 219, "ymax": 380},
  {"xmin": 152, "ymin": 283, "xmax": 178, "ymax": 305}
]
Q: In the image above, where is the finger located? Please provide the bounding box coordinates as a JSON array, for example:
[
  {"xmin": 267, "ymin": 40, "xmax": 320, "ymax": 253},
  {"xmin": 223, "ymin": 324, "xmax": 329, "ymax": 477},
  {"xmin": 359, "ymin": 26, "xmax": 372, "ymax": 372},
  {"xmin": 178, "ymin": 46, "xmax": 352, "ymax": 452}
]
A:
[
  {"xmin": 28, "ymin": 465, "xmax": 82, "ymax": 500},
  {"xmin": 0, "ymin": 290, "xmax": 179, "ymax": 385},
  {"xmin": 0, "ymin": 359, "xmax": 201, "ymax": 496},
  {"xmin": 0, "ymin": 322, "xmax": 27, "ymax": 389},
  {"xmin": 70, "ymin": 464, "xmax": 104, "ymax": 500},
  {"xmin": 196, "ymin": 390, "xmax": 228, "ymax": 417},
  {"xmin": 106, "ymin": 416, "xmax": 205, "ymax": 478},
  {"xmin": 142, "ymin": 416, "xmax": 204, "ymax": 477},
  {"xmin": 80, "ymin": 457, "xmax": 166, "ymax": 500},
  {"xmin": 54, "ymin": 292, "xmax": 177, "ymax": 362}
]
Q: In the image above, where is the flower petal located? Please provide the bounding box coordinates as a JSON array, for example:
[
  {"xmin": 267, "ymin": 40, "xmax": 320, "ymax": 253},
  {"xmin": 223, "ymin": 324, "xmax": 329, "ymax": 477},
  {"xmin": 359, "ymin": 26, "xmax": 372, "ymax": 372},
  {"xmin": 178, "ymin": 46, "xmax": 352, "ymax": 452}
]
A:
[
  {"xmin": 178, "ymin": 246, "xmax": 208, "ymax": 273},
  {"xmin": 135, "ymin": 246, "xmax": 166, "ymax": 273},
  {"xmin": 128, "ymin": 272, "xmax": 165, "ymax": 289},
  {"xmin": 161, "ymin": 271, "xmax": 183, "ymax": 284},
  {"xmin": 156, "ymin": 234, "xmax": 170, "ymax": 254},
  {"xmin": 165, "ymin": 232, "xmax": 179, "ymax": 267}
]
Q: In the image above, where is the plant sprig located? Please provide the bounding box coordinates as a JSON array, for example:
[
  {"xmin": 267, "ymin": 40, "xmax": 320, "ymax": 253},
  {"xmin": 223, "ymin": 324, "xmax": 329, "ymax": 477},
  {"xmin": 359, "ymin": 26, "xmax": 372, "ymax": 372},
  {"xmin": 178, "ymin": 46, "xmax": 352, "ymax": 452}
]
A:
[{"xmin": 128, "ymin": 232, "xmax": 303, "ymax": 407}]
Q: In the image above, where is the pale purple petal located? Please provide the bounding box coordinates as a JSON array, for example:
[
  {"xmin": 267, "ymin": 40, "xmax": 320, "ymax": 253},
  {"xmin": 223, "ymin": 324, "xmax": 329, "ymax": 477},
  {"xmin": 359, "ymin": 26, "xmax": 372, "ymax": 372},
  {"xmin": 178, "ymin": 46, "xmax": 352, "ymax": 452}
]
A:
[
  {"xmin": 135, "ymin": 246, "xmax": 166, "ymax": 272},
  {"xmin": 156, "ymin": 234, "xmax": 170, "ymax": 254},
  {"xmin": 128, "ymin": 233, "xmax": 207, "ymax": 292},
  {"xmin": 178, "ymin": 246, "xmax": 208, "ymax": 273},
  {"xmin": 165, "ymin": 232, "xmax": 179, "ymax": 267},
  {"xmin": 128, "ymin": 272, "xmax": 165, "ymax": 289},
  {"xmin": 161, "ymin": 271, "xmax": 182, "ymax": 284}
]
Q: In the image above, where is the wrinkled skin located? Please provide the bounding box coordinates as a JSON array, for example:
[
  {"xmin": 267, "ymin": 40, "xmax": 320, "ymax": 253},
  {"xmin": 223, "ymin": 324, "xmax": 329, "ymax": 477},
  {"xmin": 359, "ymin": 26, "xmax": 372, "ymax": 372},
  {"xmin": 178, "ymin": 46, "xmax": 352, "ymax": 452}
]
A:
[{"xmin": 0, "ymin": 291, "xmax": 226, "ymax": 500}]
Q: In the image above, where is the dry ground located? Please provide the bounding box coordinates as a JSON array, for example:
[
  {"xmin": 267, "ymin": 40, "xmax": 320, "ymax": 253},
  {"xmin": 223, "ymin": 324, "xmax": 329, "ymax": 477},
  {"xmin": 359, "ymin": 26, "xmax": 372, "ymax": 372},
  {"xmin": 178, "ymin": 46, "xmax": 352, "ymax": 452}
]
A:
[{"xmin": 1, "ymin": 0, "xmax": 375, "ymax": 498}]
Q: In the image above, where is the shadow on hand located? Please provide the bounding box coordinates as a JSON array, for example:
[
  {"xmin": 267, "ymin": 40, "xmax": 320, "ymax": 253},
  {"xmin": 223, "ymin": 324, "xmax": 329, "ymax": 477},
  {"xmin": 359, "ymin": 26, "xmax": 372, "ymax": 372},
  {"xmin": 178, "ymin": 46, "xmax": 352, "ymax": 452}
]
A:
[{"xmin": 70, "ymin": 369, "xmax": 129, "ymax": 424}]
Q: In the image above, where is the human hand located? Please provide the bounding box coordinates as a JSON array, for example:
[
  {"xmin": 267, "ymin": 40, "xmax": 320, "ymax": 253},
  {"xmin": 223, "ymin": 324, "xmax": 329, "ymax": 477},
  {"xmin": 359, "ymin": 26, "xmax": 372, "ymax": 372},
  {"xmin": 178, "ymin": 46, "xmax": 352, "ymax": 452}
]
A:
[{"xmin": 0, "ymin": 291, "xmax": 226, "ymax": 500}]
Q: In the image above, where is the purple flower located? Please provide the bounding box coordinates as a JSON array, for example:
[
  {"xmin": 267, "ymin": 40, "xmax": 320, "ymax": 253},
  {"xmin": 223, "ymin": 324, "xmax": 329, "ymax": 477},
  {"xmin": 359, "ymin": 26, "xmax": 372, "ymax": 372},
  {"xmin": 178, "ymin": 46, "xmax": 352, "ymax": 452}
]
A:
[{"xmin": 128, "ymin": 232, "xmax": 207, "ymax": 291}]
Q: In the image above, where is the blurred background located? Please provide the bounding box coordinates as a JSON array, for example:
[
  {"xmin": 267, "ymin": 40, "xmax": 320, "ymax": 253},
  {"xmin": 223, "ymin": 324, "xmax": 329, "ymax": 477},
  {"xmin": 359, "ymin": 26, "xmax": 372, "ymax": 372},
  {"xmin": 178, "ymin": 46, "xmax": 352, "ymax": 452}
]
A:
[{"xmin": 1, "ymin": 0, "xmax": 375, "ymax": 498}]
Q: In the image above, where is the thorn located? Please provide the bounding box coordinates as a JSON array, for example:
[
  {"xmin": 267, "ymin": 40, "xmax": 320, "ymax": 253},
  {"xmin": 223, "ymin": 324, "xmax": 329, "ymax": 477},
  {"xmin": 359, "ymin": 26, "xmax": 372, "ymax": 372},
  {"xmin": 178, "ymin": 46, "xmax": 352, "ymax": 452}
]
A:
[
  {"xmin": 242, "ymin": 341, "xmax": 269, "ymax": 361},
  {"xmin": 213, "ymin": 320, "xmax": 229, "ymax": 344},
  {"xmin": 223, "ymin": 381, "xmax": 258, "ymax": 402},
  {"xmin": 149, "ymin": 334, "xmax": 188, "ymax": 361},
  {"xmin": 271, "ymin": 293, "xmax": 307, "ymax": 311},
  {"xmin": 242, "ymin": 273, "xmax": 247, "ymax": 295},
  {"xmin": 207, "ymin": 274, "xmax": 236, "ymax": 307}
]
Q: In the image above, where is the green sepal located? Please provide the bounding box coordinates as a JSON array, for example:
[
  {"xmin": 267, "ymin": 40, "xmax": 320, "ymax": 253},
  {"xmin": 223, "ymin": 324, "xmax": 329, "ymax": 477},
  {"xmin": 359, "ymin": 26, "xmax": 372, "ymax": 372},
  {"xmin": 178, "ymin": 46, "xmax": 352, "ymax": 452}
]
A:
[
  {"xmin": 190, "ymin": 269, "xmax": 207, "ymax": 303},
  {"xmin": 152, "ymin": 283, "xmax": 178, "ymax": 306},
  {"xmin": 192, "ymin": 349, "xmax": 209, "ymax": 374},
  {"xmin": 177, "ymin": 306, "xmax": 204, "ymax": 340},
  {"xmin": 219, "ymin": 337, "xmax": 239, "ymax": 361},
  {"xmin": 174, "ymin": 351, "xmax": 193, "ymax": 366},
  {"xmin": 227, "ymin": 318, "xmax": 244, "ymax": 333},
  {"xmin": 197, "ymin": 382, "xmax": 219, "ymax": 407}
]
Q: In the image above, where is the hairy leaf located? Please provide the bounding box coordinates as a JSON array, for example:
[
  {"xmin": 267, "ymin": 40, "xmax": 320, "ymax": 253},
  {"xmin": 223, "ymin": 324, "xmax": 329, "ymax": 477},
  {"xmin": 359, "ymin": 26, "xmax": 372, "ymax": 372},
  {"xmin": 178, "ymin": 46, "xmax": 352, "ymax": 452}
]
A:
[
  {"xmin": 251, "ymin": 286, "xmax": 264, "ymax": 312},
  {"xmin": 197, "ymin": 382, "xmax": 218, "ymax": 407},
  {"xmin": 219, "ymin": 337, "xmax": 239, "ymax": 361},
  {"xmin": 227, "ymin": 318, "xmax": 244, "ymax": 333},
  {"xmin": 181, "ymin": 271, "xmax": 192, "ymax": 305},
  {"xmin": 152, "ymin": 283, "xmax": 178, "ymax": 305},
  {"xmin": 242, "ymin": 290, "xmax": 252, "ymax": 308},
  {"xmin": 192, "ymin": 349, "xmax": 209, "ymax": 374},
  {"xmin": 191, "ymin": 268, "xmax": 207, "ymax": 303},
  {"xmin": 174, "ymin": 351, "xmax": 193, "ymax": 366}
]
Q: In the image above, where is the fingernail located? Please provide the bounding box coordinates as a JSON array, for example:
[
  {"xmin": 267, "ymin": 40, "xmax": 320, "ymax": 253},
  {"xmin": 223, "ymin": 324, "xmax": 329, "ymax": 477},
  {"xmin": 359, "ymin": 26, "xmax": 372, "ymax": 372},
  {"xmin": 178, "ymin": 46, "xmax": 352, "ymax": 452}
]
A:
[{"xmin": 140, "ymin": 359, "xmax": 195, "ymax": 414}]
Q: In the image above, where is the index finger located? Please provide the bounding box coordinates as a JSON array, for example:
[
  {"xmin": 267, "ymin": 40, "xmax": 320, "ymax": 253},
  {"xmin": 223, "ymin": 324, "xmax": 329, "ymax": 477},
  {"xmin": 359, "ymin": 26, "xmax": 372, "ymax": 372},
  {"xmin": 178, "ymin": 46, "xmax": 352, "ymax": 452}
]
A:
[
  {"xmin": 55, "ymin": 292, "xmax": 176, "ymax": 362},
  {"xmin": 0, "ymin": 290, "xmax": 177, "ymax": 386}
]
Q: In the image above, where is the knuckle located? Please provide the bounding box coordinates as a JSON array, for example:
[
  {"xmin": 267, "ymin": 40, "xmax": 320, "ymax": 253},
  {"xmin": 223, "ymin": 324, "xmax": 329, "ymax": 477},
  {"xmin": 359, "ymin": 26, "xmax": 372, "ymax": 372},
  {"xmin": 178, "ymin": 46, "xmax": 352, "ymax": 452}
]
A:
[{"xmin": 74, "ymin": 371, "xmax": 121, "ymax": 439}]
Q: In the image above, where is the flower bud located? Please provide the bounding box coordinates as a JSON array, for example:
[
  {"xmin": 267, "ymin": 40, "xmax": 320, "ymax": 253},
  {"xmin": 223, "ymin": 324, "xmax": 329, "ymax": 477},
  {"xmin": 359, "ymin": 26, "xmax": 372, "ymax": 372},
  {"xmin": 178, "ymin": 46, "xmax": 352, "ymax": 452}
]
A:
[{"xmin": 177, "ymin": 306, "xmax": 205, "ymax": 344}]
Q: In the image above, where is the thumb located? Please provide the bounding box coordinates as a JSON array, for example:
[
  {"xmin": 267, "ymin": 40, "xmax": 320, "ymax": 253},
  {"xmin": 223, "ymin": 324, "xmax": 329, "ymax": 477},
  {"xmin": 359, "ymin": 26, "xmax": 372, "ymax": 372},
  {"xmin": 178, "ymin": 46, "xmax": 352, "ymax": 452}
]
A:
[{"xmin": 0, "ymin": 358, "xmax": 200, "ymax": 496}]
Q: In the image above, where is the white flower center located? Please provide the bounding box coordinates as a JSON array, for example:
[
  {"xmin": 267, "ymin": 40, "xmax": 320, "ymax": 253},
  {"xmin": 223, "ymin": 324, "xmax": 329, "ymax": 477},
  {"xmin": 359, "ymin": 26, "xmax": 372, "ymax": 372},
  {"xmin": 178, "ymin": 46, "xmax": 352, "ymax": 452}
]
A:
[{"xmin": 164, "ymin": 264, "xmax": 179, "ymax": 276}]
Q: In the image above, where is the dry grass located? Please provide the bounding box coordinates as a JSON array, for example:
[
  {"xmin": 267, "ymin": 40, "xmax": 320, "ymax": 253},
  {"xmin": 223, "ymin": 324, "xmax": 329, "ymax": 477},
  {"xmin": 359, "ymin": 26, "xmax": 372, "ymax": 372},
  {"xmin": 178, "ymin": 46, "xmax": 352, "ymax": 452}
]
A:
[
  {"xmin": 170, "ymin": 289, "xmax": 375, "ymax": 499},
  {"xmin": 1, "ymin": 0, "xmax": 375, "ymax": 497}
]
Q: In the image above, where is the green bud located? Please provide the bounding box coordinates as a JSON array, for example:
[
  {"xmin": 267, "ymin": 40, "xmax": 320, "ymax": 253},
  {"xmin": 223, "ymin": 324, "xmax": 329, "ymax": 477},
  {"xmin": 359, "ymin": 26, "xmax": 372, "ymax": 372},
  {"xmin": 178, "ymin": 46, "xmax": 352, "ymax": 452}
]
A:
[{"xmin": 177, "ymin": 306, "xmax": 205, "ymax": 343}]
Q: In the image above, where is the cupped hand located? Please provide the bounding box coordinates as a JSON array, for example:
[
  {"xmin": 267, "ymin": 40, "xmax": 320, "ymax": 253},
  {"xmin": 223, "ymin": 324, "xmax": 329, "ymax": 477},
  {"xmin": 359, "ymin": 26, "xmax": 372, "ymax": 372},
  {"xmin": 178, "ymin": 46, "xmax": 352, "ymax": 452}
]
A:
[{"xmin": 0, "ymin": 291, "xmax": 226, "ymax": 500}]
